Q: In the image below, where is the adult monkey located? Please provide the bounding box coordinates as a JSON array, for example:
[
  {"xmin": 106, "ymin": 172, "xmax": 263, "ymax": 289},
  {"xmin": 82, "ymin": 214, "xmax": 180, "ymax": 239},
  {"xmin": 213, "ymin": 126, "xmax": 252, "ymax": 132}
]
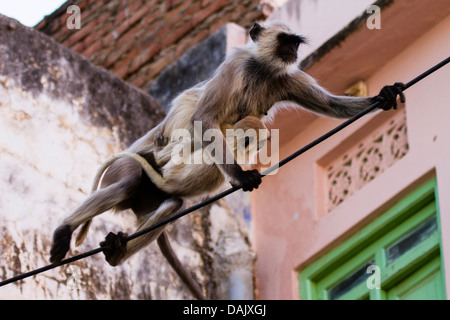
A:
[
  {"xmin": 191, "ymin": 21, "xmax": 404, "ymax": 191},
  {"xmin": 50, "ymin": 21, "xmax": 405, "ymax": 292}
]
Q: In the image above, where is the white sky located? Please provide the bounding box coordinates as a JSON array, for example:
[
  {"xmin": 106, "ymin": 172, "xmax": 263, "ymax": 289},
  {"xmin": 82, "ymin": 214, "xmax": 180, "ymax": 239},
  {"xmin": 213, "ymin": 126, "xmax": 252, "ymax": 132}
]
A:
[{"xmin": 0, "ymin": 0, "xmax": 67, "ymax": 27}]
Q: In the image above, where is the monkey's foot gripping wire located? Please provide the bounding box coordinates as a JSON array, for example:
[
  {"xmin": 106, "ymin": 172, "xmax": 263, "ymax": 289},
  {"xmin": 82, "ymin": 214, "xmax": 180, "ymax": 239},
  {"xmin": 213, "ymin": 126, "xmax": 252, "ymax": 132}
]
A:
[{"xmin": 1, "ymin": 56, "xmax": 449, "ymax": 288}]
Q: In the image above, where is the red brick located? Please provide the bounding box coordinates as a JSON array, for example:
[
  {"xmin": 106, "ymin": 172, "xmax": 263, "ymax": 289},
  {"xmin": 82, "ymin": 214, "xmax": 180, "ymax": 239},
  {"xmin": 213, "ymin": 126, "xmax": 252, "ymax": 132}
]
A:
[
  {"xmin": 201, "ymin": 0, "xmax": 215, "ymax": 8},
  {"xmin": 129, "ymin": 72, "xmax": 149, "ymax": 88},
  {"xmin": 113, "ymin": 5, "xmax": 150, "ymax": 38},
  {"xmin": 113, "ymin": 62, "xmax": 131, "ymax": 79},
  {"xmin": 114, "ymin": 50, "xmax": 135, "ymax": 70},
  {"xmin": 166, "ymin": 0, "xmax": 185, "ymax": 10},
  {"xmin": 124, "ymin": 5, "xmax": 151, "ymax": 27},
  {"xmin": 148, "ymin": 51, "xmax": 174, "ymax": 78},
  {"xmin": 153, "ymin": 23, "xmax": 171, "ymax": 44},
  {"xmin": 174, "ymin": 28, "xmax": 209, "ymax": 58},
  {"xmin": 83, "ymin": 25, "xmax": 109, "ymax": 48},
  {"xmin": 208, "ymin": 11, "xmax": 233, "ymax": 33},
  {"xmin": 81, "ymin": 39, "xmax": 103, "ymax": 57},
  {"xmin": 128, "ymin": 0, "xmax": 144, "ymax": 14},
  {"xmin": 192, "ymin": 29, "xmax": 210, "ymax": 44},
  {"xmin": 128, "ymin": 42, "xmax": 161, "ymax": 74},
  {"xmin": 86, "ymin": 0, "xmax": 108, "ymax": 15},
  {"xmin": 95, "ymin": 11, "xmax": 111, "ymax": 26},
  {"xmin": 66, "ymin": 22, "xmax": 96, "ymax": 46},
  {"xmin": 174, "ymin": 37, "xmax": 194, "ymax": 58},
  {"xmin": 116, "ymin": 23, "xmax": 142, "ymax": 47},
  {"xmin": 71, "ymin": 41, "xmax": 86, "ymax": 54},
  {"xmin": 141, "ymin": 8, "xmax": 163, "ymax": 26},
  {"xmin": 161, "ymin": 22, "xmax": 193, "ymax": 47},
  {"xmin": 35, "ymin": 20, "xmax": 46, "ymax": 29},
  {"xmin": 53, "ymin": 27, "xmax": 71, "ymax": 43},
  {"xmin": 77, "ymin": 0, "xmax": 90, "ymax": 11},
  {"xmin": 104, "ymin": 43, "xmax": 131, "ymax": 67},
  {"xmin": 185, "ymin": 1, "xmax": 201, "ymax": 15},
  {"xmin": 165, "ymin": 0, "xmax": 190, "ymax": 22},
  {"xmin": 114, "ymin": 10, "xmax": 127, "ymax": 24},
  {"xmin": 114, "ymin": 0, "xmax": 144, "ymax": 23},
  {"xmin": 117, "ymin": 49, "xmax": 139, "ymax": 71},
  {"xmin": 102, "ymin": 28, "xmax": 119, "ymax": 45},
  {"xmin": 47, "ymin": 20, "xmax": 61, "ymax": 34},
  {"xmin": 192, "ymin": 0, "xmax": 228, "ymax": 26},
  {"xmin": 146, "ymin": 19, "xmax": 163, "ymax": 38}
]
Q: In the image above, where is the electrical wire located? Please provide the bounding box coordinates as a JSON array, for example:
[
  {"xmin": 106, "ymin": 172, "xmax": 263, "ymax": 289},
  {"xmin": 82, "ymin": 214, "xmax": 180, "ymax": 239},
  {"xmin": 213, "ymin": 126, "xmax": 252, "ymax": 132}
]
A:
[{"xmin": 0, "ymin": 55, "xmax": 448, "ymax": 288}]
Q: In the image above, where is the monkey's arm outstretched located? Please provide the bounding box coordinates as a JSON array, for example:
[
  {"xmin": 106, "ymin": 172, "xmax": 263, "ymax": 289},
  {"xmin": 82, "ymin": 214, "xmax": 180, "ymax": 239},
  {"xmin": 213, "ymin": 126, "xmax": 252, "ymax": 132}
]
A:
[{"xmin": 285, "ymin": 70, "xmax": 406, "ymax": 118}]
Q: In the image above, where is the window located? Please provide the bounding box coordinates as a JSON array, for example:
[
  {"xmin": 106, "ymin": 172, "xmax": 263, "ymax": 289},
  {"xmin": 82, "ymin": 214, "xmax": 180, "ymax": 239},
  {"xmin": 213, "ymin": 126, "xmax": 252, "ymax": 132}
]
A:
[{"xmin": 299, "ymin": 178, "xmax": 446, "ymax": 300}]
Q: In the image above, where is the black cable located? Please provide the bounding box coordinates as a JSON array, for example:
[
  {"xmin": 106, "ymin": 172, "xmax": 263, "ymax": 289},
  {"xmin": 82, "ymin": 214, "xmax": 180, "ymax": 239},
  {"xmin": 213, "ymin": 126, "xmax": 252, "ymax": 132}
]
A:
[{"xmin": 0, "ymin": 55, "xmax": 448, "ymax": 288}]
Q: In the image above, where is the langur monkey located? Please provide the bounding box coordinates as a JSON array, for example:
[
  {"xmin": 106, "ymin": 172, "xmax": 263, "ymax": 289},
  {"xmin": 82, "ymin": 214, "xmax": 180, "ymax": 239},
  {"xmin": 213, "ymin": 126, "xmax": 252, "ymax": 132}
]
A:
[
  {"xmin": 50, "ymin": 21, "xmax": 405, "ymax": 297},
  {"xmin": 72, "ymin": 114, "xmax": 268, "ymax": 248}
]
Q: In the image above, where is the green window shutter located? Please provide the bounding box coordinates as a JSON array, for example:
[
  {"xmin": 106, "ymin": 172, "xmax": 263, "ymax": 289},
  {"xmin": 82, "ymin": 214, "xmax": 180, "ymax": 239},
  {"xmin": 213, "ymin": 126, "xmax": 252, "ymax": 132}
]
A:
[{"xmin": 299, "ymin": 178, "xmax": 446, "ymax": 300}]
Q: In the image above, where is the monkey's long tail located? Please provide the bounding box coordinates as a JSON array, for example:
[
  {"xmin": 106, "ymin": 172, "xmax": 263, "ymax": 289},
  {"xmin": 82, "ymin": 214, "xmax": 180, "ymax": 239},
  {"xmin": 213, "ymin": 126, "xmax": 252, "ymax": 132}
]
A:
[
  {"xmin": 74, "ymin": 152, "xmax": 168, "ymax": 246},
  {"xmin": 75, "ymin": 219, "xmax": 93, "ymax": 247}
]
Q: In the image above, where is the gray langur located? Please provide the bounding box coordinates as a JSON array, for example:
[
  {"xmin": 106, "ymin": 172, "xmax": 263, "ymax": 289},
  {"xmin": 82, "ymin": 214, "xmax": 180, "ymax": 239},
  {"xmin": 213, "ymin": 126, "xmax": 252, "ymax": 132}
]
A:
[{"xmin": 50, "ymin": 21, "xmax": 405, "ymax": 295}]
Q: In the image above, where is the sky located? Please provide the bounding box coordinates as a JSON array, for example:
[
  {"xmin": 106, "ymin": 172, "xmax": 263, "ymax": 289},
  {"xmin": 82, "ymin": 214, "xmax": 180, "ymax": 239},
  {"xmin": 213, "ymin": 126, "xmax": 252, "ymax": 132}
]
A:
[{"xmin": 0, "ymin": 0, "xmax": 67, "ymax": 27}]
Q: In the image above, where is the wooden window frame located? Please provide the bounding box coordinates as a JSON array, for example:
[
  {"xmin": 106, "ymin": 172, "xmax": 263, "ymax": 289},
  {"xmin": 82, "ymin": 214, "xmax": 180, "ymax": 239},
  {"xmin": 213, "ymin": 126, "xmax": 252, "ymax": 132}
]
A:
[{"xmin": 299, "ymin": 178, "xmax": 446, "ymax": 300}]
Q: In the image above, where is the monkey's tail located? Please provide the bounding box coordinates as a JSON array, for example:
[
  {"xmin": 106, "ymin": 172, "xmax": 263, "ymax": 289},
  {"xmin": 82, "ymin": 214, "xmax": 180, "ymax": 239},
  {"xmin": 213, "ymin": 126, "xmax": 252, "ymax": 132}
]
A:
[
  {"xmin": 117, "ymin": 152, "xmax": 167, "ymax": 190},
  {"xmin": 74, "ymin": 154, "xmax": 124, "ymax": 247},
  {"xmin": 75, "ymin": 219, "xmax": 92, "ymax": 247},
  {"xmin": 157, "ymin": 231, "xmax": 205, "ymax": 300}
]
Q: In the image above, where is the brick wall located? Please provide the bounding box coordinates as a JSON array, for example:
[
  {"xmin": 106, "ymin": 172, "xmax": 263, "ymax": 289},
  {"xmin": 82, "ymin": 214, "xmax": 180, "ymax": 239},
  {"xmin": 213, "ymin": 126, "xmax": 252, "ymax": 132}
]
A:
[{"xmin": 36, "ymin": 0, "xmax": 270, "ymax": 90}]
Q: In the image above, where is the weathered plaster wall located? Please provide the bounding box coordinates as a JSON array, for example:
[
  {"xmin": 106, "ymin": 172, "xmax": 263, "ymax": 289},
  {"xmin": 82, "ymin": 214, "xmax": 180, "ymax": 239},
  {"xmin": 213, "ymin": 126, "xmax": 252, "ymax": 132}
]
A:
[{"xmin": 0, "ymin": 15, "xmax": 253, "ymax": 300}]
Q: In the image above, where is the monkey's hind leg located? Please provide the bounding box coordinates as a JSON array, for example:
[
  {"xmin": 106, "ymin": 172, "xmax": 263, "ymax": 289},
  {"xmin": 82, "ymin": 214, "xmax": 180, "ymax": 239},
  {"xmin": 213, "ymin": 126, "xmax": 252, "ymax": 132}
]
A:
[
  {"xmin": 50, "ymin": 161, "xmax": 143, "ymax": 264},
  {"xmin": 99, "ymin": 198, "xmax": 184, "ymax": 267},
  {"xmin": 50, "ymin": 183, "xmax": 138, "ymax": 264}
]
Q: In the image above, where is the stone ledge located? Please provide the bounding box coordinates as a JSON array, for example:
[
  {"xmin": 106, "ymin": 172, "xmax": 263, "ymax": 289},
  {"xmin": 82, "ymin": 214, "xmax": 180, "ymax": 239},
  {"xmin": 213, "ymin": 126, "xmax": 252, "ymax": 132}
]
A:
[{"xmin": 0, "ymin": 14, "xmax": 165, "ymax": 148}]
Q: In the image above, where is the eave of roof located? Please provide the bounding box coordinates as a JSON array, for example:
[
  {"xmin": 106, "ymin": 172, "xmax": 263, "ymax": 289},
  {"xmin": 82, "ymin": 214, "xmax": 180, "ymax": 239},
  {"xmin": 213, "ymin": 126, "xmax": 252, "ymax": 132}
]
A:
[{"xmin": 271, "ymin": 0, "xmax": 450, "ymax": 145}]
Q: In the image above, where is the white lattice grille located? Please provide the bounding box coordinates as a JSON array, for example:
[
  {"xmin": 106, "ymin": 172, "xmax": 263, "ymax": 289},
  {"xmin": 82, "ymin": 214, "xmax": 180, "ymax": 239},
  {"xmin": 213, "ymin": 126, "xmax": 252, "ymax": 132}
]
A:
[{"xmin": 326, "ymin": 111, "xmax": 409, "ymax": 212}]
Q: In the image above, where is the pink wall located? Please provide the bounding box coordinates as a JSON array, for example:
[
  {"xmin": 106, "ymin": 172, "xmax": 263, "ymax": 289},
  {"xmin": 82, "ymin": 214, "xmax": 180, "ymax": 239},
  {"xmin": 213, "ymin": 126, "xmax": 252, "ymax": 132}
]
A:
[
  {"xmin": 270, "ymin": 0, "xmax": 374, "ymax": 60},
  {"xmin": 251, "ymin": 14, "xmax": 450, "ymax": 300}
]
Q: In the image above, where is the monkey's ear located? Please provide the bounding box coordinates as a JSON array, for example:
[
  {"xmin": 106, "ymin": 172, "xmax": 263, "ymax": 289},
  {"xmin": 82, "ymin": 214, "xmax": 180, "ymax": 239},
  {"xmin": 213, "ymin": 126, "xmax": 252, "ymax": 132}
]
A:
[{"xmin": 250, "ymin": 22, "xmax": 263, "ymax": 42}]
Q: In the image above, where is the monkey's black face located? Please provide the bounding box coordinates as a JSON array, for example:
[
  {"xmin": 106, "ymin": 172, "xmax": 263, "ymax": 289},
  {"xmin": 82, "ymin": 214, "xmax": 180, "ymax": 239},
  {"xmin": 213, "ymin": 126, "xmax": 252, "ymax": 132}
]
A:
[{"xmin": 276, "ymin": 33, "xmax": 305, "ymax": 63}]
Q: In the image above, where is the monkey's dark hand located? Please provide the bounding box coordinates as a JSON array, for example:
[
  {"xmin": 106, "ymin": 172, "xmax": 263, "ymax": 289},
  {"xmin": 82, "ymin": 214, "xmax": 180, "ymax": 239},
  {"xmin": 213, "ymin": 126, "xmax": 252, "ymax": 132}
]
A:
[
  {"xmin": 154, "ymin": 130, "xmax": 168, "ymax": 147},
  {"xmin": 50, "ymin": 225, "xmax": 73, "ymax": 265},
  {"xmin": 230, "ymin": 168, "xmax": 262, "ymax": 192},
  {"xmin": 100, "ymin": 231, "xmax": 128, "ymax": 267},
  {"xmin": 374, "ymin": 82, "xmax": 406, "ymax": 110}
]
